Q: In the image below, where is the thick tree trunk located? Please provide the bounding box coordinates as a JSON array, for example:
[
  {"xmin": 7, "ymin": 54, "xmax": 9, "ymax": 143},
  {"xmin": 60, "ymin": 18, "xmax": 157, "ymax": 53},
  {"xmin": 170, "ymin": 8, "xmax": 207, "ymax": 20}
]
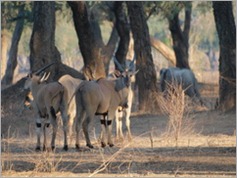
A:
[
  {"xmin": 68, "ymin": 1, "xmax": 106, "ymax": 80},
  {"xmin": 114, "ymin": 1, "xmax": 130, "ymax": 70},
  {"xmin": 127, "ymin": 2, "xmax": 159, "ymax": 113},
  {"xmin": 168, "ymin": 2, "xmax": 191, "ymax": 69},
  {"xmin": 102, "ymin": 25, "xmax": 119, "ymax": 74},
  {"xmin": 30, "ymin": 1, "xmax": 61, "ymax": 80},
  {"xmin": 213, "ymin": 2, "xmax": 236, "ymax": 111},
  {"xmin": 30, "ymin": 2, "xmax": 82, "ymax": 80},
  {"xmin": 89, "ymin": 7, "xmax": 119, "ymax": 75},
  {"xmin": 1, "ymin": 3, "xmax": 8, "ymax": 81},
  {"xmin": 1, "ymin": 31, "xmax": 8, "ymax": 80},
  {"xmin": 2, "ymin": 4, "xmax": 25, "ymax": 85}
]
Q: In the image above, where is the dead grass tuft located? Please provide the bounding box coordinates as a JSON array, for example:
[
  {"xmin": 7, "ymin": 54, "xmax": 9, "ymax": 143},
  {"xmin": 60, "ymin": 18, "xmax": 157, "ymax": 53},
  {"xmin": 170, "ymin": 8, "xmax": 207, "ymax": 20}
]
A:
[
  {"xmin": 155, "ymin": 84, "xmax": 197, "ymax": 146},
  {"xmin": 31, "ymin": 151, "xmax": 62, "ymax": 173}
]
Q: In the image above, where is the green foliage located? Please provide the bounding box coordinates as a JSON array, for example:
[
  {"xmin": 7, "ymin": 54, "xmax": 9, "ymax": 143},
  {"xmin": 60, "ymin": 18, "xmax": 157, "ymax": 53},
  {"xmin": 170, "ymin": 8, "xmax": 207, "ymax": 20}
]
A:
[
  {"xmin": 4, "ymin": 1, "xmax": 221, "ymax": 72},
  {"xmin": 1, "ymin": 1, "xmax": 33, "ymax": 31}
]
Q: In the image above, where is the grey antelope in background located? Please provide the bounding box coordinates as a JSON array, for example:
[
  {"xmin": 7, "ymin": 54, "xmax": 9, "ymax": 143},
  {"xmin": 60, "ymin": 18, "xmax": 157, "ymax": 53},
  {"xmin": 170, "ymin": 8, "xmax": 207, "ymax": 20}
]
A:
[
  {"xmin": 108, "ymin": 58, "xmax": 136, "ymax": 141},
  {"xmin": 160, "ymin": 67, "xmax": 204, "ymax": 106},
  {"xmin": 74, "ymin": 58, "xmax": 138, "ymax": 149},
  {"xmin": 24, "ymin": 71, "xmax": 83, "ymax": 151}
]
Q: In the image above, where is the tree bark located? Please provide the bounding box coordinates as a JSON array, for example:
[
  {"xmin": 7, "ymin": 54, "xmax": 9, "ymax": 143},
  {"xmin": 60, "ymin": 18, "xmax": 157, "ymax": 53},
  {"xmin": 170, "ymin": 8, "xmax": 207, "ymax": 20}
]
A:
[
  {"xmin": 88, "ymin": 5, "xmax": 119, "ymax": 75},
  {"xmin": 30, "ymin": 2, "xmax": 82, "ymax": 80},
  {"xmin": 1, "ymin": 3, "xmax": 9, "ymax": 81},
  {"xmin": 2, "ymin": 4, "xmax": 25, "ymax": 85},
  {"xmin": 114, "ymin": 1, "xmax": 130, "ymax": 70},
  {"xmin": 102, "ymin": 25, "xmax": 119, "ymax": 74},
  {"xmin": 213, "ymin": 2, "xmax": 236, "ymax": 111},
  {"xmin": 68, "ymin": 1, "xmax": 106, "ymax": 80},
  {"xmin": 30, "ymin": 1, "xmax": 61, "ymax": 80},
  {"xmin": 1, "ymin": 31, "xmax": 9, "ymax": 81},
  {"xmin": 127, "ymin": 2, "xmax": 159, "ymax": 113},
  {"xmin": 168, "ymin": 2, "xmax": 192, "ymax": 69}
]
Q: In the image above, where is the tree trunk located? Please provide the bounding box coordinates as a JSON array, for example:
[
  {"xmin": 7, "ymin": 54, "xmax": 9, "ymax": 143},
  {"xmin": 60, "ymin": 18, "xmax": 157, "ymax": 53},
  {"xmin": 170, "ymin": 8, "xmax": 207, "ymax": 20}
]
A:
[
  {"xmin": 1, "ymin": 31, "xmax": 8, "ymax": 81},
  {"xmin": 68, "ymin": 1, "xmax": 106, "ymax": 80},
  {"xmin": 213, "ymin": 2, "xmax": 236, "ymax": 111},
  {"xmin": 127, "ymin": 2, "xmax": 159, "ymax": 113},
  {"xmin": 168, "ymin": 2, "xmax": 192, "ymax": 69},
  {"xmin": 1, "ymin": 3, "xmax": 9, "ymax": 81},
  {"xmin": 2, "ymin": 4, "xmax": 25, "ymax": 85},
  {"xmin": 30, "ymin": 2, "xmax": 82, "ymax": 81},
  {"xmin": 114, "ymin": 1, "xmax": 130, "ymax": 70},
  {"xmin": 88, "ymin": 6, "xmax": 119, "ymax": 75},
  {"xmin": 102, "ymin": 25, "xmax": 119, "ymax": 74}
]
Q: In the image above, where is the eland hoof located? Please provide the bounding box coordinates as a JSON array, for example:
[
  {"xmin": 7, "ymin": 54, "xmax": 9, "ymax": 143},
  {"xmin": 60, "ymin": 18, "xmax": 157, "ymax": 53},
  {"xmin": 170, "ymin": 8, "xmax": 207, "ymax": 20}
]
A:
[
  {"xmin": 86, "ymin": 143, "xmax": 94, "ymax": 149},
  {"xmin": 63, "ymin": 145, "xmax": 68, "ymax": 151},
  {"xmin": 75, "ymin": 144, "xmax": 80, "ymax": 150},
  {"xmin": 35, "ymin": 146, "xmax": 41, "ymax": 152},
  {"xmin": 101, "ymin": 142, "xmax": 106, "ymax": 148},
  {"xmin": 109, "ymin": 143, "xmax": 114, "ymax": 147}
]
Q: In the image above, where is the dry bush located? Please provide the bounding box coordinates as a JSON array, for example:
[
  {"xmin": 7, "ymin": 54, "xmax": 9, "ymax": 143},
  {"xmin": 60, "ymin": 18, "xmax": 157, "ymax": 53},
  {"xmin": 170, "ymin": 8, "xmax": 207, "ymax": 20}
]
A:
[
  {"xmin": 156, "ymin": 84, "xmax": 197, "ymax": 145},
  {"xmin": 31, "ymin": 151, "xmax": 62, "ymax": 173},
  {"xmin": 1, "ymin": 127, "xmax": 15, "ymax": 172}
]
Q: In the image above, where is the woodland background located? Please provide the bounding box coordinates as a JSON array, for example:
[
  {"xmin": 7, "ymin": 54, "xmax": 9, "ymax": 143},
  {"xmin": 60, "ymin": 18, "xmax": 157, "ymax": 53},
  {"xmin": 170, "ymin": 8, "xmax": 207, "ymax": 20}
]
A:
[{"xmin": 1, "ymin": 1, "xmax": 236, "ymax": 177}]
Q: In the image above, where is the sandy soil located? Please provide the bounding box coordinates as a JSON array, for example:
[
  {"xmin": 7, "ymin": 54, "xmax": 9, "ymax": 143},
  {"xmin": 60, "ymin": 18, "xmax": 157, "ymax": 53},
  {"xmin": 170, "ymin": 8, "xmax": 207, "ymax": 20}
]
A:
[{"xmin": 1, "ymin": 82, "xmax": 236, "ymax": 177}]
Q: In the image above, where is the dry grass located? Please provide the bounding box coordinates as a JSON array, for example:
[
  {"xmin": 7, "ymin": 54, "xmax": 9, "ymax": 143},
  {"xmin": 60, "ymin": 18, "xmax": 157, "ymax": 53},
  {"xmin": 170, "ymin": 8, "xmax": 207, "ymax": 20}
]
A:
[
  {"xmin": 155, "ymin": 84, "xmax": 198, "ymax": 146},
  {"xmin": 1, "ymin": 80, "xmax": 236, "ymax": 177},
  {"xmin": 1, "ymin": 130, "xmax": 235, "ymax": 177}
]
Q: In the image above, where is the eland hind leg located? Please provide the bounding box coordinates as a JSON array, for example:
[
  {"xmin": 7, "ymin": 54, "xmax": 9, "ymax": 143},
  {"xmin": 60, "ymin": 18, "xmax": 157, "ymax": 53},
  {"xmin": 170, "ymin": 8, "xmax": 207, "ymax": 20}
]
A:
[
  {"xmin": 48, "ymin": 106, "xmax": 58, "ymax": 151},
  {"xmin": 60, "ymin": 107, "xmax": 70, "ymax": 151},
  {"xmin": 82, "ymin": 114, "xmax": 94, "ymax": 148},
  {"xmin": 75, "ymin": 109, "xmax": 85, "ymax": 150}
]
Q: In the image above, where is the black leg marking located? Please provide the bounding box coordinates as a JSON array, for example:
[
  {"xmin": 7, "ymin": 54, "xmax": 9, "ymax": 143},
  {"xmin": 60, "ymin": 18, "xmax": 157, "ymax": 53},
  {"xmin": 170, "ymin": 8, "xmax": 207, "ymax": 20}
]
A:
[
  {"xmin": 107, "ymin": 120, "xmax": 112, "ymax": 126},
  {"xmin": 100, "ymin": 119, "xmax": 106, "ymax": 126},
  {"xmin": 46, "ymin": 123, "xmax": 50, "ymax": 128},
  {"xmin": 36, "ymin": 123, "xmax": 41, "ymax": 128},
  {"xmin": 35, "ymin": 146, "xmax": 41, "ymax": 151}
]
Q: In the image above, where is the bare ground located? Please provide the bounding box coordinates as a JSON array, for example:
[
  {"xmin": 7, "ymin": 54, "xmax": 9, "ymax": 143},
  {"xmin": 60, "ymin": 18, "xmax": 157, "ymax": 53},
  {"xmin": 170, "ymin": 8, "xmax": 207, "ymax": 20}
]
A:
[{"xmin": 1, "ymin": 82, "xmax": 236, "ymax": 177}]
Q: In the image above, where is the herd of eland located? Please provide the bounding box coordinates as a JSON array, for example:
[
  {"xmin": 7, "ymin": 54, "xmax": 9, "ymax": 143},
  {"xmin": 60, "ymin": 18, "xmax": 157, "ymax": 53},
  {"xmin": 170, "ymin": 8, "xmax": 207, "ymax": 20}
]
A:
[{"xmin": 24, "ymin": 58, "xmax": 204, "ymax": 151}]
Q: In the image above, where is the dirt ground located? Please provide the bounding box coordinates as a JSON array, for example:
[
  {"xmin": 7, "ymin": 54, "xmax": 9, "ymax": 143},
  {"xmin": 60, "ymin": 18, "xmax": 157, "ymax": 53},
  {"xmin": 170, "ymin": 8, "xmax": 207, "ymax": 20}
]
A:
[{"xmin": 1, "ymin": 82, "xmax": 236, "ymax": 177}]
